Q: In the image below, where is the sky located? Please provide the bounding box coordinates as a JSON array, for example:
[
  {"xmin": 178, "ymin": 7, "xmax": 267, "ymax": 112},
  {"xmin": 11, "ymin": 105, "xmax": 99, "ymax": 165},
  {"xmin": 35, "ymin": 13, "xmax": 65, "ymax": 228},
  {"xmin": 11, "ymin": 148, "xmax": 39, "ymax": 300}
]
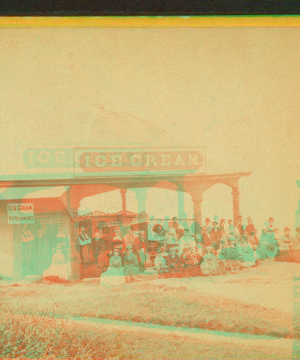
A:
[{"xmin": 0, "ymin": 27, "xmax": 299, "ymax": 231}]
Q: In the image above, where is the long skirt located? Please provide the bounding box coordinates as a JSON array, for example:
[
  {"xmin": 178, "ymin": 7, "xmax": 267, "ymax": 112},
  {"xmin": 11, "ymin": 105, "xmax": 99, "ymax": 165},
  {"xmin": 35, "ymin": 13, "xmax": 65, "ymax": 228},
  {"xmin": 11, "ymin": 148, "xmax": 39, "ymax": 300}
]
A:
[
  {"xmin": 43, "ymin": 264, "xmax": 68, "ymax": 280},
  {"xmin": 100, "ymin": 267, "xmax": 125, "ymax": 289},
  {"xmin": 201, "ymin": 260, "xmax": 219, "ymax": 276},
  {"xmin": 275, "ymin": 249, "xmax": 293, "ymax": 262}
]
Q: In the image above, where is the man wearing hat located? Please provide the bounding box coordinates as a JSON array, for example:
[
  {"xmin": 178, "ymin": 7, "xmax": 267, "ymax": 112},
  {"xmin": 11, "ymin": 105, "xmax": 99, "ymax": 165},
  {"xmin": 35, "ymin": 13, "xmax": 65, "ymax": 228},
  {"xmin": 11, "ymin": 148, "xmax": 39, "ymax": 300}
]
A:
[
  {"xmin": 210, "ymin": 221, "xmax": 222, "ymax": 248},
  {"xmin": 202, "ymin": 219, "xmax": 212, "ymax": 247}
]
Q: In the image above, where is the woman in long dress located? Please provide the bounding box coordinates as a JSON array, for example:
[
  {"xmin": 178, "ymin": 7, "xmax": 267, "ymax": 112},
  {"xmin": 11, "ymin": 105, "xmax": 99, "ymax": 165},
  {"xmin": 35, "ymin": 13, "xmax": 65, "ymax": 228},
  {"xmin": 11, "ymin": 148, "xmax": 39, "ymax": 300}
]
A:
[
  {"xmin": 100, "ymin": 248, "xmax": 125, "ymax": 289},
  {"xmin": 123, "ymin": 245, "xmax": 140, "ymax": 283},
  {"xmin": 43, "ymin": 245, "xmax": 68, "ymax": 281},
  {"xmin": 201, "ymin": 246, "xmax": 219, "ymax": 276}
]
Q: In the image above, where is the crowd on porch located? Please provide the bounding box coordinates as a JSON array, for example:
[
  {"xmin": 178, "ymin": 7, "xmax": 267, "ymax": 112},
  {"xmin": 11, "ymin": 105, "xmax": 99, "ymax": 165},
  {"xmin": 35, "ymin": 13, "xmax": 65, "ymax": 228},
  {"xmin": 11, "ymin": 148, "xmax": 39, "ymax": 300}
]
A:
[{"xmin": 20, "ymin": 213, "xmax": 300, "ymax": 285}]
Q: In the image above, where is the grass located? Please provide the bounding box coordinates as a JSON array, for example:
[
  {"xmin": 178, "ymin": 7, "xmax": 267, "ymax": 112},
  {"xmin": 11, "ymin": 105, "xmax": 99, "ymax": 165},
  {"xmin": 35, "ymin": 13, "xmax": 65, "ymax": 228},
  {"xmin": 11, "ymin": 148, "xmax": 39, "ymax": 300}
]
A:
[
  {"xmin": 0, "ymin": 312, "xmax": 107, "ymax": 359},
  {"xmin": 0, "ymin": 281, "xmax": 294, "ymax": 340},
  {"xmin": 0, "ymin": 312, "xmax": 290, "ymax": 360}
]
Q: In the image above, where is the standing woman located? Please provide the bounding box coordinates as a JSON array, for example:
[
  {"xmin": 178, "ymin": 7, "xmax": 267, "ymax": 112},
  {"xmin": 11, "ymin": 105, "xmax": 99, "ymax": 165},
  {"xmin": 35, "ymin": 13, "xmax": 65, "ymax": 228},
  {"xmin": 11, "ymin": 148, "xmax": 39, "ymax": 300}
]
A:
[{"xmin": 123, "ymin": 245, "xmax": 140, "ymax": 283}]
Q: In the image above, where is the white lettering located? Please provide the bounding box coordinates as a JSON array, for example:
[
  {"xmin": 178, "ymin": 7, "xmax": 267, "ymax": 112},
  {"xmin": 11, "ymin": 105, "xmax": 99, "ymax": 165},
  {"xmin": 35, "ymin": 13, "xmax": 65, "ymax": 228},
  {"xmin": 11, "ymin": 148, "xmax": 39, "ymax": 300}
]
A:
[
  {"xmin": 131, "ymin": 154, "xmax": 141, "ymax": 166},
  {"xmin": 188, "ymin": 154, "xmax": 198, "ymax": 166},
  {"xmin": 175, "ymin": 154, "xmax": 185, "ymax": 166},
  {"xmin": 145, "ymin": 154, "xmax": 157, "ymax": 167},
  {"xmin": 95, "ymin": 155, "xmax": 106, "ymax": 167},
  {"xmin": 160, "ymin": 154, "xmax": 171, "ymax": 166},
  {"xmin": 54, "ymin": 151, "xmax": 66, "ymax": 164},
  {"xmin": 81, "ymin": 154, "xmax": 91, "ymax": 168},
  {"xmin": 109, "ymin": 155, "xmax": 121, "ymax": 167},
  {"xmin": 38, "ymin": 151, "xmax": 50, "ymax": 164}
]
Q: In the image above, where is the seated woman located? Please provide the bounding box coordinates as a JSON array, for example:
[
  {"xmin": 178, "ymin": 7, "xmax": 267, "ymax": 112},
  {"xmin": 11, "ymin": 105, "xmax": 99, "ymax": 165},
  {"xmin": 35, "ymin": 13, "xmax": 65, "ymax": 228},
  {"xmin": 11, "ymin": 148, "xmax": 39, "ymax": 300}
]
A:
[
  {"xmin": 256, "ymin": 224, "xmax": 280, "ymax": 260},
  {"xmin": 100, "ymin": 248, "xmax": 125, "ymax": 289},
  {"xmin": 201, "ymin": 246, "xmax": 219, "ymax": 276},
  {"xmin": 154, "ymin": 247, "xmax": 169, "ymax": 275},
  {"xmin": 235, "ymin": 236, "xmax": 256, "ymax": 267},
  {"xmin": 43, "ymin": 245, "xmax": 68, "ymax": 281}
]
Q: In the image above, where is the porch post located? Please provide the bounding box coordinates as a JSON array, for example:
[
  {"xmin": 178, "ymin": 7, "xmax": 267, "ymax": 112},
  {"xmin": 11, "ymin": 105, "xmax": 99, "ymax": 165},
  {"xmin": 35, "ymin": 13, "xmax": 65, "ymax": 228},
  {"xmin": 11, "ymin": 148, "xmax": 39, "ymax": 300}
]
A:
[
  {"xmin": 120, "ymin": 189, "xmax": 127, "ymax": 213},
  {"xmin": 177, "ymin": 184, "xmax": 186, "ymax": 220},
  {"xmin": 232, "ymin": 186, "xmax": 240, "ymax": 225},
  {"xmin": 132, "ymin": 188, "xmax": 148, "ymax": 230},
  {"xmin": 192, "ymin": 193, "xmax": 203, "ymax": 229},
  {"xmin": 68, "ymin": 186, "xmax": 80, "ymax": 280}
]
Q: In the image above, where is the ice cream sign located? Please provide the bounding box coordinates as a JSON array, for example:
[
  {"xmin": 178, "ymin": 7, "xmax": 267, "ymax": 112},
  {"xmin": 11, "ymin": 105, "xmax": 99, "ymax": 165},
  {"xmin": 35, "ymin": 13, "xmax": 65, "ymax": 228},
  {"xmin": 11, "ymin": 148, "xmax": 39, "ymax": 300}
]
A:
[{"xmin": 7, "ymin": 203, "xmax": 34, "ymax": 224}]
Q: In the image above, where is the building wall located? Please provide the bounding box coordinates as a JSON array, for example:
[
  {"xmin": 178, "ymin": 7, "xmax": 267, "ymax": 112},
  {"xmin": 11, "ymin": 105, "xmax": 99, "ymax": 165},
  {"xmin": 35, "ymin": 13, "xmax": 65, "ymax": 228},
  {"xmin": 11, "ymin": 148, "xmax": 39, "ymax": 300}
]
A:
[{"xmin": 0, "ymin": 202, "xmax": 14, "ymax": 278}]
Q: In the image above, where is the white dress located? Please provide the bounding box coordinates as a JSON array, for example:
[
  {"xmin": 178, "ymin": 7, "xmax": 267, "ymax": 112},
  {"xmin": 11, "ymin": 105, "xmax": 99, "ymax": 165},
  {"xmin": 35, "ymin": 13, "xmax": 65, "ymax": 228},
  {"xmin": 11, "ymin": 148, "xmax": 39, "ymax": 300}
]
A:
[
  {"xmin": 43, "ymin": 252, "xmax": 68, "ymax": 280},
  {"xmin": 100, "ymin": 255, "xmax": 125, "ymax": 289}
]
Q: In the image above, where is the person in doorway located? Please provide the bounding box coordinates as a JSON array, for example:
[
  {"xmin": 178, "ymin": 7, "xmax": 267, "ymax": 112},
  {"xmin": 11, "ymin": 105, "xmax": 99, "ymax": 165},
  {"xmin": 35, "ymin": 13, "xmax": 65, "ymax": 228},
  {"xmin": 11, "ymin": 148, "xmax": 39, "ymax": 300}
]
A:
[
  {"xmin": 21, "ymin": 224, "xmax": 34, "ymax": 276},
  {"xmin": 123, "ymin": 245, "xmax": 140, "ymax": 283}
]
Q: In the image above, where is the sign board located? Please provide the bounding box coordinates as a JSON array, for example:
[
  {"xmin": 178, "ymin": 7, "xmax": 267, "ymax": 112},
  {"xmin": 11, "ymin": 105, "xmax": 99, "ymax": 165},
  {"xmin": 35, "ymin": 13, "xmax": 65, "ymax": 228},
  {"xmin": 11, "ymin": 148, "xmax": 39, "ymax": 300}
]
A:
[
  {"xmin": 7, "ymin": 203, "xmax": 34, "ymax": 224},
  {"xmin": 19, "ymin": 145, "xmax": 206, "ymax": 178},
  {"xmin": 74, "ymin": 147, "xmax": 206, "ymax": 177}
]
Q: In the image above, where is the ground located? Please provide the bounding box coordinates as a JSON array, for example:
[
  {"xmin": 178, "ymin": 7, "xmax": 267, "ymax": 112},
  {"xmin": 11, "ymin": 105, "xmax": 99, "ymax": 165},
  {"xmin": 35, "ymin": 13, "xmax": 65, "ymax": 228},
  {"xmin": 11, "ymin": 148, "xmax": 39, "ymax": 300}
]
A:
[{"xmin": 1, "ymin": 260, "xmax": 300, "ymax": 359}]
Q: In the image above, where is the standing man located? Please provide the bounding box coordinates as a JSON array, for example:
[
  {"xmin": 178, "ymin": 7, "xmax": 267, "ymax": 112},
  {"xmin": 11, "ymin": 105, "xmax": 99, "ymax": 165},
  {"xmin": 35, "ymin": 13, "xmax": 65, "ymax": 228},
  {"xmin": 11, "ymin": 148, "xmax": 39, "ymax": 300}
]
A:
[
  {"xmin": 210, "ymin": 221, "xmax": 223, "ymax": 247},
  {"xmin": 78, "ymin": 226, "xmax": 91, "ymax": 265}
]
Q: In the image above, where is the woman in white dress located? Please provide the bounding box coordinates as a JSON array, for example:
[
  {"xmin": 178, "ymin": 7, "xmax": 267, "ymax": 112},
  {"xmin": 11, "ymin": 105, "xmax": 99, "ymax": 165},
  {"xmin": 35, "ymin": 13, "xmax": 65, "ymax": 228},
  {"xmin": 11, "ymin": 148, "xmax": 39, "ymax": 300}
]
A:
[
  {"xmin": 43, "ymin": 245, "xmax": 68, "ymax": 281},
  {"xmin": 100, "ymin": 248, "xmax": 125, "ymax": 289}
]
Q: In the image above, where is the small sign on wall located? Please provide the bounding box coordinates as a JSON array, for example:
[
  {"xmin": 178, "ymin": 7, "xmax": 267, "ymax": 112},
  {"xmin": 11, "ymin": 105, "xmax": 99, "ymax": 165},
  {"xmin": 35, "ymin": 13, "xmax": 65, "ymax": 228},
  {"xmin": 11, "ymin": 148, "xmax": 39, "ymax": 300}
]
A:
[{"xmin": 7, "ymin": 203, "xmax": 34, "ymax": 224}]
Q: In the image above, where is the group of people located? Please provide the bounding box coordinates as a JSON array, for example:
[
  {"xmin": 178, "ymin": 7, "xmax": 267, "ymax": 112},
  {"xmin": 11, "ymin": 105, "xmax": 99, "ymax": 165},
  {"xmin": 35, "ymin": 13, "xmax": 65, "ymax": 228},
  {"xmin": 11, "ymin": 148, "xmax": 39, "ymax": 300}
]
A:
[
  {"xmin": 99, "ymin": 215, "xmax": 300, "ymax": 286},
  {"xmin": 22, "ymin": 214, "xmax": 300, "ymax": 285}
]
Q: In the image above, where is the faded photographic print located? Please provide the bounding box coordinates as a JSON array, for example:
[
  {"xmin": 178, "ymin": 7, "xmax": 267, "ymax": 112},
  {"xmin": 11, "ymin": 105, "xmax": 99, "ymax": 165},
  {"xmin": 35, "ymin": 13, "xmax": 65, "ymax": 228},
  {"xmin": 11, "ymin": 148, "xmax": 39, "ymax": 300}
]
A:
[{"xmin": 0, "ymin": 18, "xmax": 300, "ymax": 359}]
